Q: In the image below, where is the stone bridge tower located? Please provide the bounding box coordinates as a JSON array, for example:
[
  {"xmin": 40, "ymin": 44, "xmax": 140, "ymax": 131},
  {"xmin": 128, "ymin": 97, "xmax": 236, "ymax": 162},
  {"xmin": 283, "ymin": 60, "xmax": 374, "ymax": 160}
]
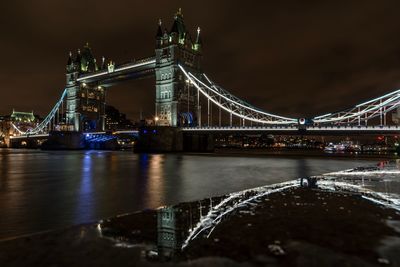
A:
[
  {"xmin": 65, "ymin": 44, "xmax": 106, "ymax": 132},
  {"xmin": 155, "ymin": 9, "xmax": 202, "ymax": 127}
]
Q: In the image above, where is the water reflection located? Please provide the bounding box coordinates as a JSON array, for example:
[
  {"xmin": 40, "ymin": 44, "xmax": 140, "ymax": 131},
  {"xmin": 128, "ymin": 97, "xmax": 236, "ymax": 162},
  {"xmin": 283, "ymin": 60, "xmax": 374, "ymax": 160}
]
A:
[
  {"xmin": 146, "ymin": 155, "xmax": 165, "ymax": 208},
  {"xmin": 0, "ymin": 150, "xmax": 375, "ymax": 239},
  {"xmin": 100, "ymin": 161, "xmax": 400, "ymax": 261},
  {"xmin": 323, "ymin": 160, "xmax": 400, "ymax": 195},
  {"xmin": 75, "ymin": 153, "xmax": 94, "ymax": 224},
  {"xmin": 100, "ymin": 197, "xmax": 216, "ymax": 259},
  {"xmin": 297, "ymin": 158, "xmax": 310, "ymax": 178},
  {"xmin": 156, "ymin": 196, "xmax": 218, "ymax": 258},
  {"xmin": 157, "ymin": 207, "xmax": 178, "ymax": 257}
]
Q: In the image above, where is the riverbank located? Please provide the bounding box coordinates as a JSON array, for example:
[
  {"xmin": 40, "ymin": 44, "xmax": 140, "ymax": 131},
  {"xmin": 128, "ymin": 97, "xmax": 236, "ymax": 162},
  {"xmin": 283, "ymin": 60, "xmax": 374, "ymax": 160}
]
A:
[
  {"xmin": 213, "ymin": 148, "xmax": 400, "ymax": 160},
  {"xmin": 1, "ymin": 180, "xmax": 399, "ymax": 266}
]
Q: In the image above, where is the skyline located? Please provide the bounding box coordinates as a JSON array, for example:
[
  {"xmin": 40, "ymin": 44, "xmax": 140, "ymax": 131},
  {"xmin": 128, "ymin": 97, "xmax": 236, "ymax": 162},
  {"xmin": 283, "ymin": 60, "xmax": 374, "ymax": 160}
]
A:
[{"xmin": 2, "ymin": 1, "xmax": 400, "ymax": 120}]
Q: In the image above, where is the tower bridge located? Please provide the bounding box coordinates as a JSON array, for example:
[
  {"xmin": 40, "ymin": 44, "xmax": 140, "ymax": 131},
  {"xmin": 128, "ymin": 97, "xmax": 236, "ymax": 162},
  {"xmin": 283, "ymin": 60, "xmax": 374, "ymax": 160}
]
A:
[{"xmin": 4, "ymin": 9, "xmax": 400, "ymax": 150}]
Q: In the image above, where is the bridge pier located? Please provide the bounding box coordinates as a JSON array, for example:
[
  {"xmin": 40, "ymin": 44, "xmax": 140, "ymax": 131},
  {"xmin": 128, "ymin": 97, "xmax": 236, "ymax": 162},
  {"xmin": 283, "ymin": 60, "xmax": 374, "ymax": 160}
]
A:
[
  {"xmin": 41, "ymin": 131, "xmax": 85, "ymax": 150},
  {"xmin": 134, "ymin": 126, "xmax": 214, "ymax": 153},
  {"xmin": 182, "ymin": 132, "xmax": 214, "ymax": 152},
  {"xmin": 9, "ymin": 137, "xmax": 42, "ymax": 149},
  {"xmin": 134, "ymin": 127, "xmax": 182, "ymax": 153}
]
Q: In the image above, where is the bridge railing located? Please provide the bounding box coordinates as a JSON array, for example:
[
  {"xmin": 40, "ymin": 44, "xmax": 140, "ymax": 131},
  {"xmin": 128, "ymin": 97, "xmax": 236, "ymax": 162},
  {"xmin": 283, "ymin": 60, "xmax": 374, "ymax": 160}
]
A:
[
  {"xmin": 306, "ymin": 125, "xmax": 400, "ymax": 131},
  {"xmin": 181, "ymin": 126, "xmax": 299, "ymax": 131},
  {"xmin": 181, "ymin": 125, "xmax": 400, "ymax": 131},
  {"xmin": 312, "ymin": 90, "xmax": 400, "ymax": 125}
]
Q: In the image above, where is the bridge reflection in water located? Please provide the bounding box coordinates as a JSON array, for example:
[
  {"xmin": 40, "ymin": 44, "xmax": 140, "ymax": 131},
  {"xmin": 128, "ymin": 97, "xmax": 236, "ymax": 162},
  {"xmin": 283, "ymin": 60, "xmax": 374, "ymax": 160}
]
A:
[{"xmin": 98, "ymin": 160, "xmax": 400, "ymax": 260}]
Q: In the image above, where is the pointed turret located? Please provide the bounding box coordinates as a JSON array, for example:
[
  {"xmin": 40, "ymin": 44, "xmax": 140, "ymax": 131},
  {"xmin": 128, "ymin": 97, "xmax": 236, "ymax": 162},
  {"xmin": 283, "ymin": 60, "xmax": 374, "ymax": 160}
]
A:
[
  {"xmin": 194, "ymin": 27, "xmax": 203, "ymax": 52},
  {"xmin": 170, "ymin": 8, "xmax": 186, "ymax": 44},
  {"xmin": 93, "ymin": 58, "xmax": 98, "ymax": 72},
  {"xmin": 66, "ymin": 51, "xmax": 74, "ymax": 73},
  {"xmin": 196, "ymin": 27, "xmax": 202, "ymax": 45},
  {"xmin": 67, "ymin": 51, "xmax": 73, "ymax": 65},
  {"xmin": 80, "ymin": 42, "xmax": 97, "ymax": 72},
  {"xmin": 101, "ymin": 56, "xmax": 106, "ymax": 70},
  {"xmin": 156, "ymin": 19, "xmax": 164, "ymax": 48},
  {"xmin": 170, "ymin": 19, "xmax": 179, "ymax": 34},
  {"xmin": 66, "ymin": 50, "xmax": 78, "ymax": 84},
  {"xmin": 75, "ymin": 49, "xmax": 81, "ymax": 65},
  {"xmin": 156, "ymin": 19, "xmax": 163, "ymax": 38}
]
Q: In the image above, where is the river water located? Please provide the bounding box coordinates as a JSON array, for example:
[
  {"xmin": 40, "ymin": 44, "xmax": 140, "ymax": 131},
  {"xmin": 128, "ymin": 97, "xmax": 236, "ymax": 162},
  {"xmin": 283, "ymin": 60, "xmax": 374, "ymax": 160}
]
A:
[{"xmin": 0, "ymin": 149, "xmax": 376, "ymax": 239}]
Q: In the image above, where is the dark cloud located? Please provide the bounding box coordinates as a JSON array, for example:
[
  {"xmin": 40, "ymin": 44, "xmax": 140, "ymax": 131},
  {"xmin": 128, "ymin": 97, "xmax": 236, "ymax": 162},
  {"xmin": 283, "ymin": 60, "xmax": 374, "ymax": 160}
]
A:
[{"xmin": 1, "ymin": 0, "xmax": 400, "ymax": 120}]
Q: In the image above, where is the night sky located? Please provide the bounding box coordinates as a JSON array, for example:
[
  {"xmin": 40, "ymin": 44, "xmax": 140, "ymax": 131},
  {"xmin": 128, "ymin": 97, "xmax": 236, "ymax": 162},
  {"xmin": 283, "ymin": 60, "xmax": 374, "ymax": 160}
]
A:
[{"xmin": 2, "ymin": 1, "xmax": 400, "ymax": 121}]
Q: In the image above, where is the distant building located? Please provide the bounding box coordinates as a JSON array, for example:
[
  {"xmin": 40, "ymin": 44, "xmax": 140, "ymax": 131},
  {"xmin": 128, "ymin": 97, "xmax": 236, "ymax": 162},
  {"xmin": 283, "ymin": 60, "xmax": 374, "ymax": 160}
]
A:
[
  {"xmin": 105, "ymin": 105, "xmax": 134, "ymax": 131},
  {"xmin": 10, "ymin": 110, "xmax": 36, "ymax": 123},
  {"xmin": 1, "ymin": 110, "xmax": 40, "ymax": 136},
  {"xmin": 0, "ymin": 115, "xmax": 7, "ymax": 139}
]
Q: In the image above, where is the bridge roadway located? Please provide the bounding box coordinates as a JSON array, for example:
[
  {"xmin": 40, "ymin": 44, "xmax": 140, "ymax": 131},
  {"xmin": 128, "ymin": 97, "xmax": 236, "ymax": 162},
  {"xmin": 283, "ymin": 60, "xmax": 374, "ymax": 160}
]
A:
[
  {"xmin": 9, "ymin": 131, "xmax": 139, "ymax": 140},
  {"xmin": 9, "ymin": 133, "xmax": 50, "ymax": 140},
  {"xmin": 7, "ymin": 126, "xmax": 400, "ymax": 141},
  {"xmin": 181, "ymin": 125, "xmax": 400, "ymax": 135}
]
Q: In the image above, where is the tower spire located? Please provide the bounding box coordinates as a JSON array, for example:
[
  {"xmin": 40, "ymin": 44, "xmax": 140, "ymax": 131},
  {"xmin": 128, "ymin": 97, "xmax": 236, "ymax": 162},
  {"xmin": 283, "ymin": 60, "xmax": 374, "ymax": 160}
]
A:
[
  {"xmin": 170, "ymin": 8, "xmax": 186, "ymax": 44},
  {"xmin": 176, "ymin": 7, "xmax": 183, "ymax": 18},
  {"xmin": 67, "ymin": 51, "xmax": 73, "ymax": 65},
  {"xmin": 156, "ymin": 18, "xmax": 163, "ymax": 38},
  {"xmin": 194, "ymin": 26, "xmax": 203, "ymax": 51},
  {"xmin": 101, "ymin": 56, "xmax": 106, "ymax": 69},
  {"xmin": 196, "ymin": 27, "xmax": 201, "ymax": 42}
]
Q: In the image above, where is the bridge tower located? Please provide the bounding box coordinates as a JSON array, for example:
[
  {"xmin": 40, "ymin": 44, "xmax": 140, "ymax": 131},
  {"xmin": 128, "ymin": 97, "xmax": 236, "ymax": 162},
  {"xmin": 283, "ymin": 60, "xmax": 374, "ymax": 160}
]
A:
[
  {"xmin": 65, "ymin": 44, "xmax": 106, "ymax": 132},
  {"xmin": 155, "ymin": 9, "xmax": 202, "ymax": 127}
]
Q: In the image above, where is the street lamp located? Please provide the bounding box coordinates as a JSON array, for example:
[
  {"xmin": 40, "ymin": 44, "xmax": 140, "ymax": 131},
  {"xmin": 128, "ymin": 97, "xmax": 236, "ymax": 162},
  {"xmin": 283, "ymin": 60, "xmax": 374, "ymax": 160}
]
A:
[{"xmin": 154, "ymin": 116, "xmax": 159, "ymax": 125}]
